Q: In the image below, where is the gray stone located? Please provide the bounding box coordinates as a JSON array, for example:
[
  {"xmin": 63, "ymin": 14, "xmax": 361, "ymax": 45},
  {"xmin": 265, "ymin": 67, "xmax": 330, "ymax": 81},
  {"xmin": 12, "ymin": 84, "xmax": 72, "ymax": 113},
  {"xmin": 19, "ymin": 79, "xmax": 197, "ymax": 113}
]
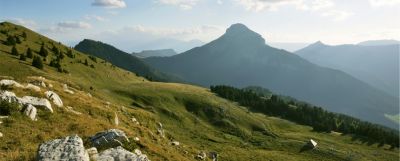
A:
[
  {"xmin": 0, "ymin": 79, "xmax": 23, "ymax": 88},
  {"xmin": 45, "ymin": 91, "xmax": 63, "ymax": 107},
  {"xmin": 63, "ymin": 84, "xmax": 74, "ymax": 94},
  {"xmin": 37, "ymin": 135, "xmax": 89, "ymax": 161},
  {"xmin": 96, "ymin": 146, "xmax": 150, "ymax": 161},
  {"xmin": 0, "ymin": 91, "xmax": 20, "ymax": 103},
  {"xmin": 90, "ymin": 129, "xmax": 129, "ymax": 149},
  {"xmin": 24, "ymin": 104, "xmax": 37, "ymax": 121},
  {"xmin": 171, "ymin": 141, "xmax": 180, "ymax": 146},
  {"xmin": 87, "ymin": 147, "xmax": 99, "ymax": 160},
  {"xmin": 25, "ymin": 83, "xmax": 41, "ymax": 92},
  {"xmin": 114, "ymin": 112, "xmax": 119, "ymax": 126},
  {"xmin": 196, "ymin": 152, "xmax": 207, "ymax": 160},
  {"xmin": 0, "ymin": 132, "xmax": 3, "ymax": 138}
]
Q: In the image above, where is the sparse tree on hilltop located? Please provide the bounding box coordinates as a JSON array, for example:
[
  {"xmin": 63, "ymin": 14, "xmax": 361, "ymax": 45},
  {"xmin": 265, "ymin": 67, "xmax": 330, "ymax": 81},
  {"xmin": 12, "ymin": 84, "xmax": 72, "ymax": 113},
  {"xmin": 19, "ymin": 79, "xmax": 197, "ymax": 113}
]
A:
[
  {"xmin": 19, "ymin": 53, "xmax": 26, "ymax": 61},
  {"xmin": 32, "ymin": 56, "xmax": 44, "ymax": 69},
  {"xmin": 11, "ymin": 46, "xmax": 19, "ymax": 56},
  {"xmin": 39, "ymin": 45, "xmax": 48, "ymax": 57},
  {"xmin": 26, "ymin": 48, "xmax": 33, "ymax": 58}
]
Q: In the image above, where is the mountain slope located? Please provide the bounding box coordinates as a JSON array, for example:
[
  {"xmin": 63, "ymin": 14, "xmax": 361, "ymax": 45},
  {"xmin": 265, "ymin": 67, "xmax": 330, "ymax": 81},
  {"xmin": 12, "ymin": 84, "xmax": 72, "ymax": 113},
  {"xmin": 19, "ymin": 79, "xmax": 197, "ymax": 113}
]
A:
[
  {"xmin": 133, "ymin": 49, "xmax": 178, "ymax": 58},
  {"xmin": 144, "ymin": 23, "xmax": 399, "ymax": 129},
  {"xmin": 296, "ymin": 41, "xmax": 399, "ymax": 98},
  {"xmin": 74, "ymin": 39, "xmax": 179, "ymax": 82},
  {"xmin": 0, "ymin": 22, "xmax": 399, "ymax": 161}
]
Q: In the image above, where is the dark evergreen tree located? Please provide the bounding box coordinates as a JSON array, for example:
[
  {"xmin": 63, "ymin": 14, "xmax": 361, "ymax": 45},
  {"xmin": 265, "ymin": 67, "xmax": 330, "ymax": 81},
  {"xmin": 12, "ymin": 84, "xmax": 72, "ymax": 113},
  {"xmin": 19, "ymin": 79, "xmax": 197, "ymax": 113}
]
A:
[
  {"xmin": 15, "ymin": 36, "xmax": 22, "ymax": 44},
  {"xmin": 5, "ymin": 36, "xmax": 16, "ymax": 46},
  {"xmin": 19, "ymin": 53, "xmax": 26, "ymax": 61},
  {"xmin": 22, "ymin": 32, "xmax": 27, "ymax": 39},
  {"xmin": 26, "ymin": 48, "xmax": 33, "ymax": 58},
  {"xmin": 32, "ymin": 56, "xmax": 44, "ymax": 69},
  {"xmin": 84, "ymin": 59, "xmax": 89, "ymax": 66},
  {"xmin": 11, "ymin": 46, "xmax": 19, "ymax": 56},
  {"xmin": 39, "ymin": 45, "xmax": 48, "ymax": 57}
]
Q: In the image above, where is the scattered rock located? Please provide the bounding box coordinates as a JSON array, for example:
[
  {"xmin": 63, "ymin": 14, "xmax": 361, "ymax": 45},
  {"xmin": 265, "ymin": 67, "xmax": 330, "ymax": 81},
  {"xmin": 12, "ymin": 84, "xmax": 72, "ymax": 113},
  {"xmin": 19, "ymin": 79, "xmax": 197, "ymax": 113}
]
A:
[
  {"xmin": 307, "ymin": 139, "xmax": 318, "ymax": 148},
  {"xmin": 156, "ymin": 122, "xmax": 164, "ymax": 137},
  {"xmin": 29, "ymin": 79, "xmax": 46, "ymax": 88},
  {"xmin": 37, "ymin": 135, "xmax": 89, "ymax": 161},
  {"xmin": 90, "ymin": 129, "xmax": 129, "ymax": 149},
  {"xmin": 0, "ymin": 132, "xmax": 3, "ymax": 138},
  {"xmin": 0, "ymin": 90, "xmax": 19, "ymax": 103},
  {"xmin": 45, "ymin": 91, "xmax": 63, "ymax": 107},
  {"xmin": 63, "ymin": 84, "xmax": 74, "ymax": 94},
  {"xmin": 196, "ymin": 152, "xmax": 207, "ymax": 160},
  {"xmin": 66, "ymin": 106, "xmax": 82, "ymax": 115},
  {"xmin": 114, "ymin": 112, "xmax": 119, "ymax": 126},
  {"xmin": 209, "ymin": 152, "xmax": 218, "ymax": 161},
  {"xmin": 0, "ymin": 79, "xmax": 24, "ymax": 88},
  {"xmin": 96, "ymin": 146, "xmax": 150, "ymax": 161},
  {"xmin": 87, "ymin": 93, "xmax": 92, "ymax": 98},
  {"xmin": 48, "ymin": 84, "xmax": 53, "ymax": 88},
  {"xmin": 171, "ymin": 141, "xmax": 180, "ymax": 146},
  {"xmin": 87, "ymin": 147, "xmax": 99, "ymax": 160},
  {"xmin": 134, "ymin": 137, "xmax": 140, "ymax": 142},
  {"xmin": 131, "ymin": 117, "xmax": 139, "ymax": 125},
  {"xmin": 25, "ymin": 83, "xmax": 41, "ymax": 92},
  {"xmin": 23, "ymin": 104, "xmax": 37, "ymax": 121},
  {"xmin": 19, "ymin": 96, "xmax": 53, "ymax": 113},
  {"xmin": 0, "ymin": 116, "xmax": 9, "ymax": 119}
]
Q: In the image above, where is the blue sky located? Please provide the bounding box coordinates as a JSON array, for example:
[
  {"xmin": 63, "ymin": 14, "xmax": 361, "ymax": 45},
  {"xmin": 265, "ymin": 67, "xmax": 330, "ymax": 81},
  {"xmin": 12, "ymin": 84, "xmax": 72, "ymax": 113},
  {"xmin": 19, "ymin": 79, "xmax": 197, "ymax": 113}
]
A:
[{"xmin": 1, "ymin": 0, "xmax": 399, "ymax": 52}]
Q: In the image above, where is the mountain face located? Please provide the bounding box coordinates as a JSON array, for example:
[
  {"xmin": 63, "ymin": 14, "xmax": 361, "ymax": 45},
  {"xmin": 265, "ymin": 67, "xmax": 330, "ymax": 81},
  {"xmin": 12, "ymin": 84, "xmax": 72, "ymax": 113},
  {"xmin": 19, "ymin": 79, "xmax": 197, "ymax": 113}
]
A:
[
  {"xmin": 296, "ymin": 41, "xmax": 399, "ymax": 98},
  {"xmin": 133, "ymin": 49, "xmax": 178, "ymax": 58},
  {"xmin": 144, "ymin": 23, "xmax": 398, "ymax": 129},
  {"xmin": 74, "ymin": 39, "xmax": 179, "ymax": 82}
]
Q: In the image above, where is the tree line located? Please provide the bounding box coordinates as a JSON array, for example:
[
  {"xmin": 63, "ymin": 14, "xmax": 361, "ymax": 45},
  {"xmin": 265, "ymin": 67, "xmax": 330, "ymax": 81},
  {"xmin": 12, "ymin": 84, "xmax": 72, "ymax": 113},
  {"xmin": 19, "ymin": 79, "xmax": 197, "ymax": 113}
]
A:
[{"xmin": 210, "ymin": 85, "xmax": 399, "ymax": 148}]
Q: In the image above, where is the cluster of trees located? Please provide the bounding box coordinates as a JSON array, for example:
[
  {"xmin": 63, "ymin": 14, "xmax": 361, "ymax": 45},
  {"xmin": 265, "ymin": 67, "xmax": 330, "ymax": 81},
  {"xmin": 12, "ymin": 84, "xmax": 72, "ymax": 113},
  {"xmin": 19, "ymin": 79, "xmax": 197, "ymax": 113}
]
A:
[{"xmin": 210, "ymin": 85, "xmax": 399, "ymax": 148}]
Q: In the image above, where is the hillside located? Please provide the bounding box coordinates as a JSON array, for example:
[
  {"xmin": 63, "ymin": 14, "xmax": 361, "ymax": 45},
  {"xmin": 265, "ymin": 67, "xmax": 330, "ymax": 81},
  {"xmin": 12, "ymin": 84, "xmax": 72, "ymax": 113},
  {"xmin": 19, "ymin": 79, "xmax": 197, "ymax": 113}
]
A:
[
  {"xmin": 133, "ymin": 49, "xmax": 178, "ymax": 58},
  {"xmin": 74, "ymin": 39, "xmax": 179, "ymax": 82},
  {"xmin": 296, "ymin": 41, "xmax": 399, "ymax": 98},
  {"xmin": 144, "ymin": 23, "xmax": 399, "ymax": 129},
  {"xmin": 0, "ymin": 22, "xmax": 399, "ymax": 161}
]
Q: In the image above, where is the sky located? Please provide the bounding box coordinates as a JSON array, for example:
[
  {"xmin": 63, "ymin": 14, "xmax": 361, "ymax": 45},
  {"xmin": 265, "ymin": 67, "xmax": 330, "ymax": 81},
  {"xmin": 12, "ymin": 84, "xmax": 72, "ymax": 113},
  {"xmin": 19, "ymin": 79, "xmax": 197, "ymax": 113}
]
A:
[{"xmin": 1, "ymin": 0, "xmax": 399, "ymax": 52}]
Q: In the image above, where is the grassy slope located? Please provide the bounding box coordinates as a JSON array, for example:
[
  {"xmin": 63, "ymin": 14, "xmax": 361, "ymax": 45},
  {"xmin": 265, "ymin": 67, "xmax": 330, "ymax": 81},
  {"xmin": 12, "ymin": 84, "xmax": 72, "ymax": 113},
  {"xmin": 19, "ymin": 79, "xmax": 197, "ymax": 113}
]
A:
[{"xmin": 0, "ymin": 22, "xmax": 398, "ymax": 161}]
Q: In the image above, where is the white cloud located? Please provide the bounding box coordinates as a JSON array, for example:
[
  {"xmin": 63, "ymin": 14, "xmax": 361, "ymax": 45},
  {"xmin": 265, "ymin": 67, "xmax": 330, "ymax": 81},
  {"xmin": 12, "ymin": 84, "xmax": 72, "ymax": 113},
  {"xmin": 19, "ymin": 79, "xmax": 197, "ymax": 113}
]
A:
[
  {"xmin": 157, "ymin": 0, "xmax": 199, "ymax": 10},
  {"xmin": 5, "ymin": 18, "xmax": 37, "ymax": 30},
  {"xmin": 92, "ymin": 0, "xmax": 126, "ymax": 8},
  {"xmin": 235, "ymin": 0, "xmax": 335, "ymax": 11},
  {"xmin": 321, "ymin": 10, "xmax": 353, "ymax": 21},
  {"xmin": 369, "ymin": 0, "xmax": 400, "ymax": 7},
  {"xmin": 84, "ymin": 15, "xmax": 107, "ymax": 22},
  {"xmin": 57, "ymin": 21, "xmax": 92, "ymax": 29}
]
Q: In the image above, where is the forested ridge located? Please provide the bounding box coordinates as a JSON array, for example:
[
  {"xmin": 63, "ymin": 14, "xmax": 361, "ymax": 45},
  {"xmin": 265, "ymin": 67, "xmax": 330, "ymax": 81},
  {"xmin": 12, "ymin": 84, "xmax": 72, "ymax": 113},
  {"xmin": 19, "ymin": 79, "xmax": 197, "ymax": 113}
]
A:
[{"xmin": 210, "ymin": 85, "xmax": 399, "ymax": 148}]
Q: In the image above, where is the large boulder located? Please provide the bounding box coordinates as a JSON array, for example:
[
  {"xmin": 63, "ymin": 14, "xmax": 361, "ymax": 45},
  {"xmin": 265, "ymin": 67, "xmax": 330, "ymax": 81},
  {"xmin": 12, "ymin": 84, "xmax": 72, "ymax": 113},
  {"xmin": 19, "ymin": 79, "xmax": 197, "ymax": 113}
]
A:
[
  {"xmin": 90, "ymin": 129, "xmax": 129, "ymax": 149},
  {"xmin": 0, "ymin": 79, "xmax": 24, "ymax": 88},
  {"xmin": 96, "ymin": 146, "xmax": 150, "ymax": 161},
  {"xmin": 0, "ymin": 91, "xmax": 20, "ymax": 103},
  {"xmin": 19, "ymin": 96, "xmax": 53, "ymax": 113},
  {"xmin": 45, "ymin": 91, "xmax": 63, "ymax": 107},
  {"xmin": 24, "ymin": 104, "xmax": 37, "ymax": 121},
  {"xmin": 37, "ymin": 135, "xmax": 89, "ymax": 161}
]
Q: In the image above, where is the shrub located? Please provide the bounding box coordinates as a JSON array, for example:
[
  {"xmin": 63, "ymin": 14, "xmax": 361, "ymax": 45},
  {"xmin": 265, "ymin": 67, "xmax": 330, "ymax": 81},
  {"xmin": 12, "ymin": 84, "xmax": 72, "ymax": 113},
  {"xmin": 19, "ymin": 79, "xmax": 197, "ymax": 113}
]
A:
[
  {"xmin": 0, "ymin": 100, "xmax": 20, "ymax": 115},
  {"xmin": 32, "ymin": 56, "xmax": 44, "ymax": 69}
]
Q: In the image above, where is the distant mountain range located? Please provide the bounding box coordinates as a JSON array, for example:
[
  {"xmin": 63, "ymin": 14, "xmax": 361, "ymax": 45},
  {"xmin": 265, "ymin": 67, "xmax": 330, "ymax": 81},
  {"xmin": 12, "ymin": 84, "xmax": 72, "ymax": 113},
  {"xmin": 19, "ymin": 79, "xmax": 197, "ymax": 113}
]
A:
[
  {"xmin": 133, "ymin": 49, "xmax": 178, "ymax": 58},
  {"xmin": 357, "ymin": 39, "xmax": 399, "ymax": 46},
  {"xmin": 74, "ymin": 39, "xmax": 180, "ymax": 82},
  {"xmin": 296, "ymin": 41, "xmax": 399, "ymax": 98},
  {"xmin": 144, "ymin": 23, "xmax": 398, "ymax": 129},
  {"xmin": 268, "ymin": 42, "xmax": 310, "ymax": 52}
]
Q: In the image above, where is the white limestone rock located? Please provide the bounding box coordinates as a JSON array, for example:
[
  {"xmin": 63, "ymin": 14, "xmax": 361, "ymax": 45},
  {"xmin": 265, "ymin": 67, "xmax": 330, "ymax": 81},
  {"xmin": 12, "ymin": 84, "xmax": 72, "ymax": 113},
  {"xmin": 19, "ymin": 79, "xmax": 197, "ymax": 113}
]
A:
[
  {"xmin": 87, "ymin": 147, "xmax": 99, "ymax": 160},
  {"xmin": 156, "ymin": 122, "xmax": 164, "ymax": 137},
  {"xmin": 90, "ymin": 129, "xmax": 129, "ymax": 149},
  {"xmin": 96, "ymin": 146, "xmax": 150, "ymax": 161},
  {"xmin": 171, "ymin": 141, "xmax": 180, "ymax": 146},
  {"xmin": 66, "ymin": 106, "xmax": 82, "ymax": 115},
  {"xmin": 0, "ymin": 91, "xmax": 20, "ymax": 103},
  {"xmin": 25, "ymin": 83, "xmax": 41, "ymax": 92},
  {"xmin": 24, "ymin": 104, "xmax": 37, "ymax": 121},
  {"xmin": 63, "ymin": 84, "xmax": 74, "ymax": 94},
  {"xmin": 37, "ymin": 135, "xmax": 89, "ymax": 161},
  {"xmin": 19, "ymin": 96, "xmax": 53, "ymax": 113},
  {"xmin": 0, "ymin": 132, "xmax": 3, "ymax": 138},
  {"xmin": 0, "ymin": 79, "xmax": 24, "ymax": 88},
  {"xmin": 196, "ymin": 152, "xmax": 207, "ymax": 160},
  {"xmin": 45, "ymin": 91, "xmax": 63, "ymax": 107},
  {"xmin": 114, "ymin": 112, "xmax": 119, "ymax": 126}
]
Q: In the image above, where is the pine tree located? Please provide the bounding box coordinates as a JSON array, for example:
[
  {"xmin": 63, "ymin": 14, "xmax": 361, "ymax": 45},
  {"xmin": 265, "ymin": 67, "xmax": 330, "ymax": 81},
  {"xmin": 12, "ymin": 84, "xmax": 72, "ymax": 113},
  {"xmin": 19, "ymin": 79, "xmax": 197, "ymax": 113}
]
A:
[
  {"xmin": 39, "ymin": 45, "xmax": 48, "ymax": 57},
  {"xmin": 32, "ymin": 56, "xmax": 44, "ymax": 69},
  {"xmin": 15, "ymin": 36, "xmax": 22, "ymax": 44},
  {"xmin": 19, "ymin": 54, "xmax": 26, "ymax": 61},
  {"xmin": 11, "ymin": 46, "xmax": 19, "ymax": 56},
  {"xmin": 26, "ymin": 48, "xmax": 33, "ymax": 58},
  {"xmin": 22, "ymin": 32, "xmax": 27, "ymax": 39},
  {"xmin": 84, "ymin": 59, "xmax": 89, "ymax": 66},
  {"xmin": 5, "ymin": 36, "xmax": 16, "ymax": 46}
]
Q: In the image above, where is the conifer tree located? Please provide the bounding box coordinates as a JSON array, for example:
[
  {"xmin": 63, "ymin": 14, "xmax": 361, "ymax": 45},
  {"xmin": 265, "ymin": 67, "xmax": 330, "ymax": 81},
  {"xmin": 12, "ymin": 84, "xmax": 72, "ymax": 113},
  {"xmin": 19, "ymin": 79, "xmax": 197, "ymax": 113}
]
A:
[
  {"xmin": 39, "ymin": 45, "xmax": 48, "ymax": 57},
  {"xmin": 26, "ymin": 48, "xmax": 33, "ymax": 58},
  {"xmin": 32, "ymin": 56, "xmax": 44, "ymax": 69},
  {"xmin": 19, "ymin": 53, "xmax": 26, "ymax": 61},
  {"xmin": 11, "ymin": 46, "xmax": 19, "ymax": 56}
]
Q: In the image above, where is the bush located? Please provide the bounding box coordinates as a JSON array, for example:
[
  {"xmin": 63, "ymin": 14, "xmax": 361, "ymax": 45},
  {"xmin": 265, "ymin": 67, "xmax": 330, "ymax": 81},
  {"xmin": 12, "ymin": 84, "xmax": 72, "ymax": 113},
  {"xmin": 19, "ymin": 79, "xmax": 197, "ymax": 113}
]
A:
[
  {"xmin": 11, "ymin": 46, "xmax": 19, "ymax": 56},
  {"xmin": 32, "ymin": 56, "xmax": 44, "ymax": 69},
  {"xmin": 0, "ymin": 100, "xmax": 20, "ymax": 115}
]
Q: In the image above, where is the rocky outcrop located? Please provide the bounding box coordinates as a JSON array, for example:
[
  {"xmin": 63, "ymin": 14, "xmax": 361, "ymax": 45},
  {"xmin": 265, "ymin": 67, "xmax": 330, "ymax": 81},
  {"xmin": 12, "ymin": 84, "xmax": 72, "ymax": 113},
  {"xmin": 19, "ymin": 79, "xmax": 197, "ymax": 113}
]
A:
[
  {"xmin": 0, "ymin": 79, "xmax": 24, "ymax": 88},
  {"xmin": 87, "ymin": 147, "xmax": 99, "ymax": 160},
  {"xmin": 37, "ymin": 135, "xmax": 89, "ymax": 161},
  {"xmin": 25, "ymin": 83, "xmax": 41, "ymax": 92},
  {"xmin": 63, "ymin": 84, "xmax": 74, "ymax": 94},
  {"xmin": 90, "ymin": 129, "xmax": 129, "ymax": 149},
  {"xmin": 24, "ymin": 104, "xmax": 37, "ymax": 121},
  {"xmin": 19, "ymin": 96, "xmax": 53, "ymax": 113},
  {"xmin": 0, "ymin": 91, "xmax": 19, "ymax": 103},
  {"xmin": 96, "ymin": 146, "xmax": 150, "ymax": 161},
  {"xmin": 196, "ymin": 152, "xmax": 207, "ymax": 160},
  {"xmin": 45, "ymin": 91, "xmax": 63, "ymax": 107},
  {"xmin": 156, "ymin": 122, "xmax": 164, "ymax": 137}
]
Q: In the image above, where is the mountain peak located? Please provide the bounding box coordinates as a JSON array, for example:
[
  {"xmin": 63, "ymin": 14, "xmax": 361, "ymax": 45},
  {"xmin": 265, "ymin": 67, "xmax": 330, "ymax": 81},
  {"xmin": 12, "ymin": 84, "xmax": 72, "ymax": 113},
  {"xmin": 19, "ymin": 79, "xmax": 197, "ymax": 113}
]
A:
[{"xmin": 222, "ymin": 23, "xmax": 265, "ymax": 45}]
